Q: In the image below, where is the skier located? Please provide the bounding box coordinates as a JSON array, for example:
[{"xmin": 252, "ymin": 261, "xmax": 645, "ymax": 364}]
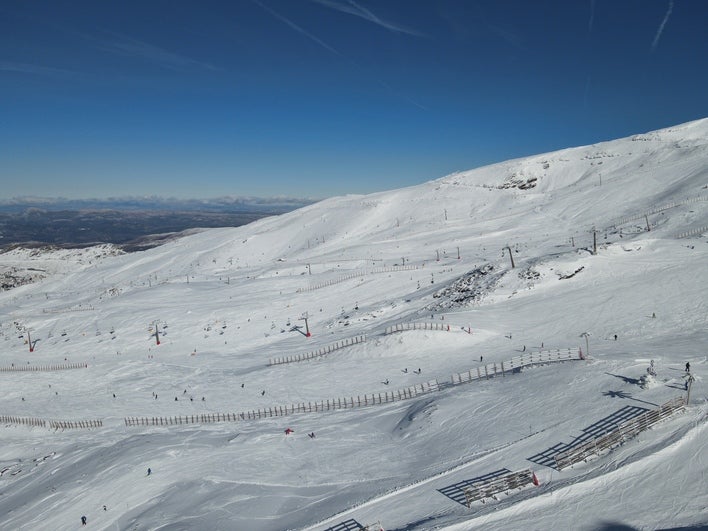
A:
[
  {"xmin": 81, "ymin": 516, "xmax": 87, "ymax": 526},
  {"xmin": 147, "ymin": 467, "xmax": 151, "ymax": 476},
  {"xmin": 685, "ymin": 362, "xmax": 690, "ymax": 373},
  {"xmin": 284, "ymin": 428, "xmax": 293, "ymax": 435},
  {"xmin": 308, "ymin": 432, "xmax": 316, "ymax": 438}
]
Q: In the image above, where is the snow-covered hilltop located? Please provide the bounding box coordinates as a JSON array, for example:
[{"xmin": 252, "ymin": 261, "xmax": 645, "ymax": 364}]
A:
[{"xmin": 0, "ymin": 119, "xmax": 706, "ymax": 531}]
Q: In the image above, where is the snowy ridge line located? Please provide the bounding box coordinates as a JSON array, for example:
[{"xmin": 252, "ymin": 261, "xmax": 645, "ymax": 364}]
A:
[
  {"xmin": 554, "ymin": 396, "xmax": 686, "ymax": 470},
  {"xmin": 0, "ymin": 362, "xmax": 88, "ymax": 372},
  {"xmin": 268, "ymin": 335, "xmax": 366, "ymax": 366},
  {"xmin": 676, "ymin": 225, "xmax": 708, "ymax": 239},
  {"xmin": 607, "ymin": 194, "xmax": 707, "ymax": 228},
  {"xmin": 0, "ymin": 415, "xmax": 46, "ymax": 427},
  {"xmin": 450, "ymin": 349, "xmax": 581, "ymax": 385},
  {"xmin": 296, "ymin": 265, "xmax": 419, "ymax": 293},
  {"xmin": 384, "ymin": 321, "xmax": 467, "ymax": 334},
  {"xmin": 123, "ymin": 380, "xmax": 440, "ymax": 428}
]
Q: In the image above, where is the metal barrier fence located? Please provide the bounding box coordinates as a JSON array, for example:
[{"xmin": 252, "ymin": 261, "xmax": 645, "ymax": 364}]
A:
[{"xmin": 554, "ymin": 396, "xmax": 686, "ymax": 470}]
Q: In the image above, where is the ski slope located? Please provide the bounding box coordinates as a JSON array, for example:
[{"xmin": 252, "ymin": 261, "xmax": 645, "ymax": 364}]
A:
[{"xmin": 0, "ymin": 118, "xmax": 707, "ymax": 531}]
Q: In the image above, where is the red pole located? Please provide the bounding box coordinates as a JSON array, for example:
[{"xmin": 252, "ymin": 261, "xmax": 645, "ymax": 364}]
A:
[
  {"xmin": 155, "ymin": 327, "xmax": 160, "ymax": 345},
  {"xmin": 305, "ymin": 317, "xmax": 311, "ymax": 337},
  {"xmin": 28, "ymin": 331, "xmax": 33, "ymax": 353}
]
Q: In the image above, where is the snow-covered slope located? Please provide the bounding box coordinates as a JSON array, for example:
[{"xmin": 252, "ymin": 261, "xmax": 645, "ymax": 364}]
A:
[{"xmin": 0, "ymin": 119, "xmax": 706, "ymax": 531}]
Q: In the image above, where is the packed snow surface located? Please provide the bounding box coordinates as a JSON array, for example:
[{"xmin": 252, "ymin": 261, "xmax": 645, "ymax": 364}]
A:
[{"xmin": 1, "ymin": 119, "xmax": 707, "ymax": 531}]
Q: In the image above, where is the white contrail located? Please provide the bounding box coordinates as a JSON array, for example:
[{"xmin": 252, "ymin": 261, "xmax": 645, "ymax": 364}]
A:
[
  {"xmin": 588, "ymin": 0, "xmax": 595, "ymax": 33},
  {"xmin": 251, "ymin": 0, "xmax": 341, "ymax": 56},
  {"xmin": 651, "ymin": 0, "xmax": 674, "ymax": 52},
  {"xmin": 311, "ymin": 0, "xmax": 424, "ymax": 37}
]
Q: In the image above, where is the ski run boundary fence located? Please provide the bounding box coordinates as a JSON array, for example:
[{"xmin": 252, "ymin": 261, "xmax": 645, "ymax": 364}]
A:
[
  {"xmin": 676, "ymin": 225, "xmax": 708, "ymax": 239},
  {"xmin": 554, "ymin": 396, "xmax": 686, "ymax": 470},
  {"xmin": 49, "ymin": 419, "xmax": 103, "ymax": 430},
  {"xmin": 450, "ymin": 349, "xmax": 580, "ymax": 385},
  {"xmin": 297, "ymin": 265, "xmax": 419, "ymax": 293},
  {"xmin": 1, "ymin": 416, "xmax": 103, "ymax": 430},
  {"xmin": 125, "ymin": 349, "xmax": 583, "ymax": 428},
  {"xmin": 268, "ymin": 335, "xmax": 366, "ymax": 366},
  {"xmin": 0, "ymin": 362, "xmax": 88, "ymax": 373},
  {"xmin": 609, "ymin": 195, "xmax": 707, "ymax": 228},
  {"xmin": 124, "ymin": 380, "xmax": 440, "ymax": 427},
  {"xmin": 385, "ymin": 321, "xmax": 462, "ymax": 334},
  {"xmin": 0, "ymin": 415, "xmax": 46, "ymax": 427}
]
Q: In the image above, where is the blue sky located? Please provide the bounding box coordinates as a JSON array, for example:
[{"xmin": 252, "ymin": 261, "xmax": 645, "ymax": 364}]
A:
[{"xmin": 2, "ymin": 0, "xmax": 706, "ymax": 200}]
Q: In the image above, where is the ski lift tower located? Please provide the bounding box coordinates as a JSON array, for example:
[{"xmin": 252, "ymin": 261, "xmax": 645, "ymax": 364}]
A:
[
  {"xmin": 152, "ymin": 320, "xmax": 161, "ymax": 345},
  {"xmin": 300, "ymin": 312, "xmax": 311, "ymax": 338},
  {"xmin": 580, "ymin": 332, "xmax": 590, "ymax": 358}
]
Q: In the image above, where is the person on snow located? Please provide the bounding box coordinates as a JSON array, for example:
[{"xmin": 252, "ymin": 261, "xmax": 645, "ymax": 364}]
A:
[
  {"xmin": 685, "ymin": 362, "xmax": 691, "ymax": 373},
  {"xmin": 284, "ymin": 428, "xmax": 293, "ymax": 435},
  {"xmin": 81, "ymin": 516, "xmax": 87, "ymax": 526},
  {"xmin": 147, "ymin": 467, "xmax": 151, "ymax": 476}
]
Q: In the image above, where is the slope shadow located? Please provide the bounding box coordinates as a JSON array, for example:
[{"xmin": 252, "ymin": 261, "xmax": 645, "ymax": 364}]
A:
[
  {"xmin": 388, "ymin": 514, "xmax": 440, "ymax": 531},
  {"xmin": 323, "ymin": 518, "xmax": 364, "ymax": 531},
  {"xmin": 437, "ymin": 468, "xmax": 511, "ymax": 506},
  {"xmin": 527, "ymin": 405, "xmax": 650, "ymax": 469},
  {"xmin": 602, "ymin": 390, "xmax": 659, "ymax": 407},
  {"xmin": 606, "ymin": 372, "xmax": 640, "ymax": 385}
]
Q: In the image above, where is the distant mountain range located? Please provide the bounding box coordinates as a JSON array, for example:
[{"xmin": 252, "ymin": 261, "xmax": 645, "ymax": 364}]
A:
[
  {"xmin": 0, "ymin": 195, "xmax": 316, "ymax": 214},
  {"xmin": 0, "ymin": 196, "xmax": 317, "ymax": 248}
]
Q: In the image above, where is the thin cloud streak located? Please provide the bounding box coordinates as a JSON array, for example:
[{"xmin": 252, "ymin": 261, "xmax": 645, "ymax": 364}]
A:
[
  {"xmin": 311, "ymin": 0, "xmax": 425, "ymax": 37},
  {"xmin": 588, "ymin": 0, "xmax": 595, "ymax": 33},
  {"xmin": 0, "ymin": 61, "xmax": 76, "ymax": 76},
  {"xmin": 98, "ymin": 31, "xmax": 221, "ymax": 72},
  {"xmin": 251, "ymin": 0, "xmax": 342, "ymax": 56},
  {"xmin": 651, "ymin": 0, "xmax": 674, "ymax": 52},
  {"xmin": 251, "ymin": 1, "xmax": 424, "ymax": 112}
]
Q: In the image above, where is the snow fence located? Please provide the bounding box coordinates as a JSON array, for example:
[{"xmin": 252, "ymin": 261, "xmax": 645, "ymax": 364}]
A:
[
  {"xmin": 124, "ymin": 380, "xmax": 440, "ymax": 427},
  {"xmin": 449, "ymin": 349, "xmax": 581, "ymax": 385},
  {"xmin": 268, "ymin": 335, "xmax": 366, "ymax": 366},
  {"xmin": 384, "ymin": 321, "xmax": 459, "ymax": 334},
  {"xmin": 554, "ymin": 396, "xmax": 686, "ymax": 470},
  {"xmin": 0, "ymin": 362, "xmax": 87, "ymax": 372}
]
